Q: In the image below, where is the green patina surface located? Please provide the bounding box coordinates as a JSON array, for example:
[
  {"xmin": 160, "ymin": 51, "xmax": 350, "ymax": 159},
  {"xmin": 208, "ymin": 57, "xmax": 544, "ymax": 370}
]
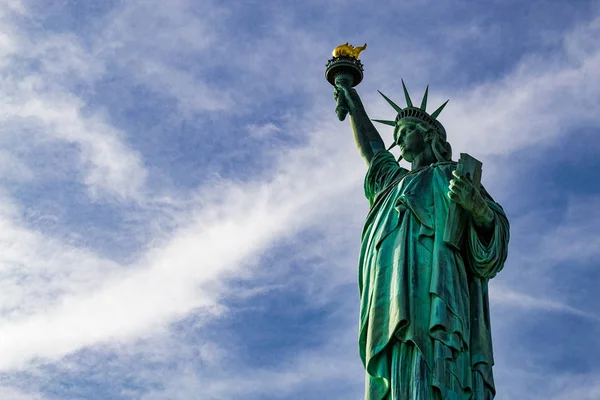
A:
[{"xmin": 327, "ymin": 50, "xmax": 510, "ymax": 400}]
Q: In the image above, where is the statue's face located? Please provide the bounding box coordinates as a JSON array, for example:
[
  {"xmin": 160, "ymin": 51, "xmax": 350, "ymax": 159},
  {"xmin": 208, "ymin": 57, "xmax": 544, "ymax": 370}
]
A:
[{"xmin": 397, "ymin": 121, "xmax": 426, "ymax": 162}]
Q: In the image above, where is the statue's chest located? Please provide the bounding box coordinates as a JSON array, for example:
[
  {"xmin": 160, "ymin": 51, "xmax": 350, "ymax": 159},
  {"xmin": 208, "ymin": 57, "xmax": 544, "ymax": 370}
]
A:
[{"xmin": 394, "ymin": 169, "xmax": 437, "ymax": 231}]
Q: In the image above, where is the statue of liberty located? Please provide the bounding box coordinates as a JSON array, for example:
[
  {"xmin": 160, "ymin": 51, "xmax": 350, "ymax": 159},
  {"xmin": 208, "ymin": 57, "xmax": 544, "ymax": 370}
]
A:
[{"xmin": 327, "ymin": 45, "xmax": 510, "ymax": 399}]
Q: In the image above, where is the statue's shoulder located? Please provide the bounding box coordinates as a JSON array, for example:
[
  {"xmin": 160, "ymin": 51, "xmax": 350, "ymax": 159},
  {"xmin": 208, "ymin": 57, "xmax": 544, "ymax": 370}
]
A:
[
  {"xmin": 405, "ymin": 161, "xmax": 456, "ymax": 177},
  {"xmin": 430, "ymin": 161, "xmax": 457, "ymax": 177},
  {"xmin": 433, "ymin": 160, "xmax": 458, "ymax": 169},
  {"xmin": 399, "ymin": 161, "xmax": 456, "ymax": 183}
]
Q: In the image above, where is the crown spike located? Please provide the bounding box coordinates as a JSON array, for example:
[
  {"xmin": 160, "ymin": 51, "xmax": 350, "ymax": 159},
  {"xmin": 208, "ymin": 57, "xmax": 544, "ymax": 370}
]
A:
[
  {"xmin": 420, "ymin": 85, "xmax": 429, "ymax": 111},
  {"xmin": 377, "ymin": 90, "xmax": 403, "ymax": 114},
  {"xmin": 372, "ymin": 119, "xmax": 397, "ymax": 127},
  {"xmin": 430, "ymin": 99, "xmax": 449, "ymax": 119},
  {"xmin": 401, "ymin": 79, "xmax": 413, "ymax": 108},
  {"xmin": 387, "ymin": 142, "xmax": 397, "ymax": 150}
]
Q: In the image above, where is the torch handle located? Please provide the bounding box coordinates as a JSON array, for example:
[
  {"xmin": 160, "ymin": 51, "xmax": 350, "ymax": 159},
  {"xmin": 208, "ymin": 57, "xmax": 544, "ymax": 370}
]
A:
[
  {"xmin": 334, "ymin": 73, "xmax": 353, "ymax": 121},
  {"xmin": 336, "ymin": 94, "xmax": 349, "ymax": 121}
]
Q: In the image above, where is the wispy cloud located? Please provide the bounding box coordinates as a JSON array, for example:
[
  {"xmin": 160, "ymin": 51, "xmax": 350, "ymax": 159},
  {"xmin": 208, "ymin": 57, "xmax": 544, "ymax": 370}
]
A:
[
  {"xmin": 0, "ymin": 1, "xmax": 598, "ymax": 399},
  {"xmin": 0, "ymin": 5, "xmax": 146, "ymax": 200},
  {"xmin": 490, "ymin": 285, "xmax": 600, "ymax": 321},
  {"xmin": 0, "ymin": 386, "xmax": 44, "ymax": 400}
]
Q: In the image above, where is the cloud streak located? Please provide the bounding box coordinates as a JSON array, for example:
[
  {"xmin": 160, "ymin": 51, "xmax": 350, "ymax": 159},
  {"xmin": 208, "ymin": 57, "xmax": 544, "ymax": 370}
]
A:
[{"xmin": 0, "ymin": 1, "xmax": 598, "ymax": 399}]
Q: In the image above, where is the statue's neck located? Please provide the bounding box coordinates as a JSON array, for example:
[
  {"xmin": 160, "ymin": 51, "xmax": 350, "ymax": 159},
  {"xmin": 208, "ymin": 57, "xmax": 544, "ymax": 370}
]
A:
[{"xmin": 411, "ymin": 146, "xmax": 436, "ymax": 170}]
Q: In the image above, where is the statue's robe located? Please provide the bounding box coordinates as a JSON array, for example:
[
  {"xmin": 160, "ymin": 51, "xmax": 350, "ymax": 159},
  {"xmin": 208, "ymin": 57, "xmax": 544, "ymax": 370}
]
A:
[{"xmin": 359, "ymin": 151, "xmax": 509, "ymax": 400}]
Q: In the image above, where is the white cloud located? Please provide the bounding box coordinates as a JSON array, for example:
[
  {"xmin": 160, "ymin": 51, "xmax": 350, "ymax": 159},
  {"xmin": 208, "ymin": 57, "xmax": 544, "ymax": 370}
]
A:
[
  {"xmin": 96, "ymin": 0, "xmax": 234, "ymax": 115},
  {"xmin": 133, "ymin": 59, "xmax": 234, "ymax": 114},
  {"xmin": 0, "ymin": 150, "xmax": 34, "ymax": 181},
  {"xmin": 493, "ymin": 368, "xmax": 600, "ymax": 400},
  {"xmin": 0, "ymin": 6, "xmax": 147, "ymax": 200},
  {"xmin": 535, "ymin": 195, "xmax": 600, "ymax": 264},
  {"xmin": 0, "ymin": 81, "xmax": 148, "ymax": 199},
  {"xmin": 247, "ymin": 122, "xmax": 281, "ymax": 139},
  {"xmin": 546, "ymin": 373, "xmax": 600, "ymax": 400},
  {"xmin": 128, "ymin": 308, "xmax": 363, "ymax": 400},
  {"xmin": 362, "ymin": 16, "xmax": 600, "ymax": 166},
  {"xmin": 0, "ymin": 2, "xmax": 598, "ymax": 399},
  {"xmin": 0, "ymin": 115, "xmax": 363, "ymax": 371},
  {"xmin": 490, "ymin": 285, "xmax": 600, "ymax": 321},
  {"xmin": 0, "ymin": 210, "xmax": 123, "ymax": 322},
  {"xmin": 0, "ymin": 387, "xmax": 44, "ymax": 400}
]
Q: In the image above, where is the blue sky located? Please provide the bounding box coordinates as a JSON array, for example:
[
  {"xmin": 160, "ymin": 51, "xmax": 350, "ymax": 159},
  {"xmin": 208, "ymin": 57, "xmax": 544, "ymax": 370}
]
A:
[{"xmin": 0, "ymin": 0, "xmax": 599, "ymax": 399}]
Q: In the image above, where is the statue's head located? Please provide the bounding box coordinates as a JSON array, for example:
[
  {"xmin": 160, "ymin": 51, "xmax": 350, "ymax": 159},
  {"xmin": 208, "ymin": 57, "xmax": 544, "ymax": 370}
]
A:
[{"xmin": 373, "ymin": 81, "xmax": 452, "ymax": 163}]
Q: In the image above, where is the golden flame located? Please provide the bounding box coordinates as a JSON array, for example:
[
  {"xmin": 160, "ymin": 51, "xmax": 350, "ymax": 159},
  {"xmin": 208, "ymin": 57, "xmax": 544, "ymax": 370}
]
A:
[{"xmin": 332, "ymin": 42, "xmax": 367, "ymax": 59}]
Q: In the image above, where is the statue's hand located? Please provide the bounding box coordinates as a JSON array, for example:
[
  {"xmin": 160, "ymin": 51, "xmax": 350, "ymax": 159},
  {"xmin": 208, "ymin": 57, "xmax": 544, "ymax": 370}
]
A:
[
  {"xmin": 448, "ymin": 170, "xmax": 494, "ymax": 228},
  {"xmin": 333, "ymin": 85, "xmax": 363, "ymax": 115}
]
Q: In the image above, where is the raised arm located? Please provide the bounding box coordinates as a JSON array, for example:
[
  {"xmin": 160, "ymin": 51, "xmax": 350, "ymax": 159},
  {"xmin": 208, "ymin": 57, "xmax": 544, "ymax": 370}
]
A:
[{"xmin": 334, "ymin": 86, "xmax": 386, "ymax": 165}]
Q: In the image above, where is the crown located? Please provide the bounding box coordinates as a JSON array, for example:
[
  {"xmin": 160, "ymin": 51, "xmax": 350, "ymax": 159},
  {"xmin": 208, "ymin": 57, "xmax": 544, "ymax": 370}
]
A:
[{"xmin": 372, "ymin": 80, "xmax": 449, "ymax": 150}]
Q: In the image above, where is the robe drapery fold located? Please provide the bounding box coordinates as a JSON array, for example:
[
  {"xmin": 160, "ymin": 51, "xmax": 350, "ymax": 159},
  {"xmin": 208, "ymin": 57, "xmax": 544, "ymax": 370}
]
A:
[{"xmin": 359, "ymin": 150, "xmax": 509, "ymax": 400}]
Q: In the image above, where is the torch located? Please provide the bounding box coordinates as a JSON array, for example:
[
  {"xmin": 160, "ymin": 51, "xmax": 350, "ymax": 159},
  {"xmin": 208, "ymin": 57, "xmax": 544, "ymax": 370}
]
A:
[{"xmin": 325, "ymin": 42, "xmax": 367, "ymax": 121}]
